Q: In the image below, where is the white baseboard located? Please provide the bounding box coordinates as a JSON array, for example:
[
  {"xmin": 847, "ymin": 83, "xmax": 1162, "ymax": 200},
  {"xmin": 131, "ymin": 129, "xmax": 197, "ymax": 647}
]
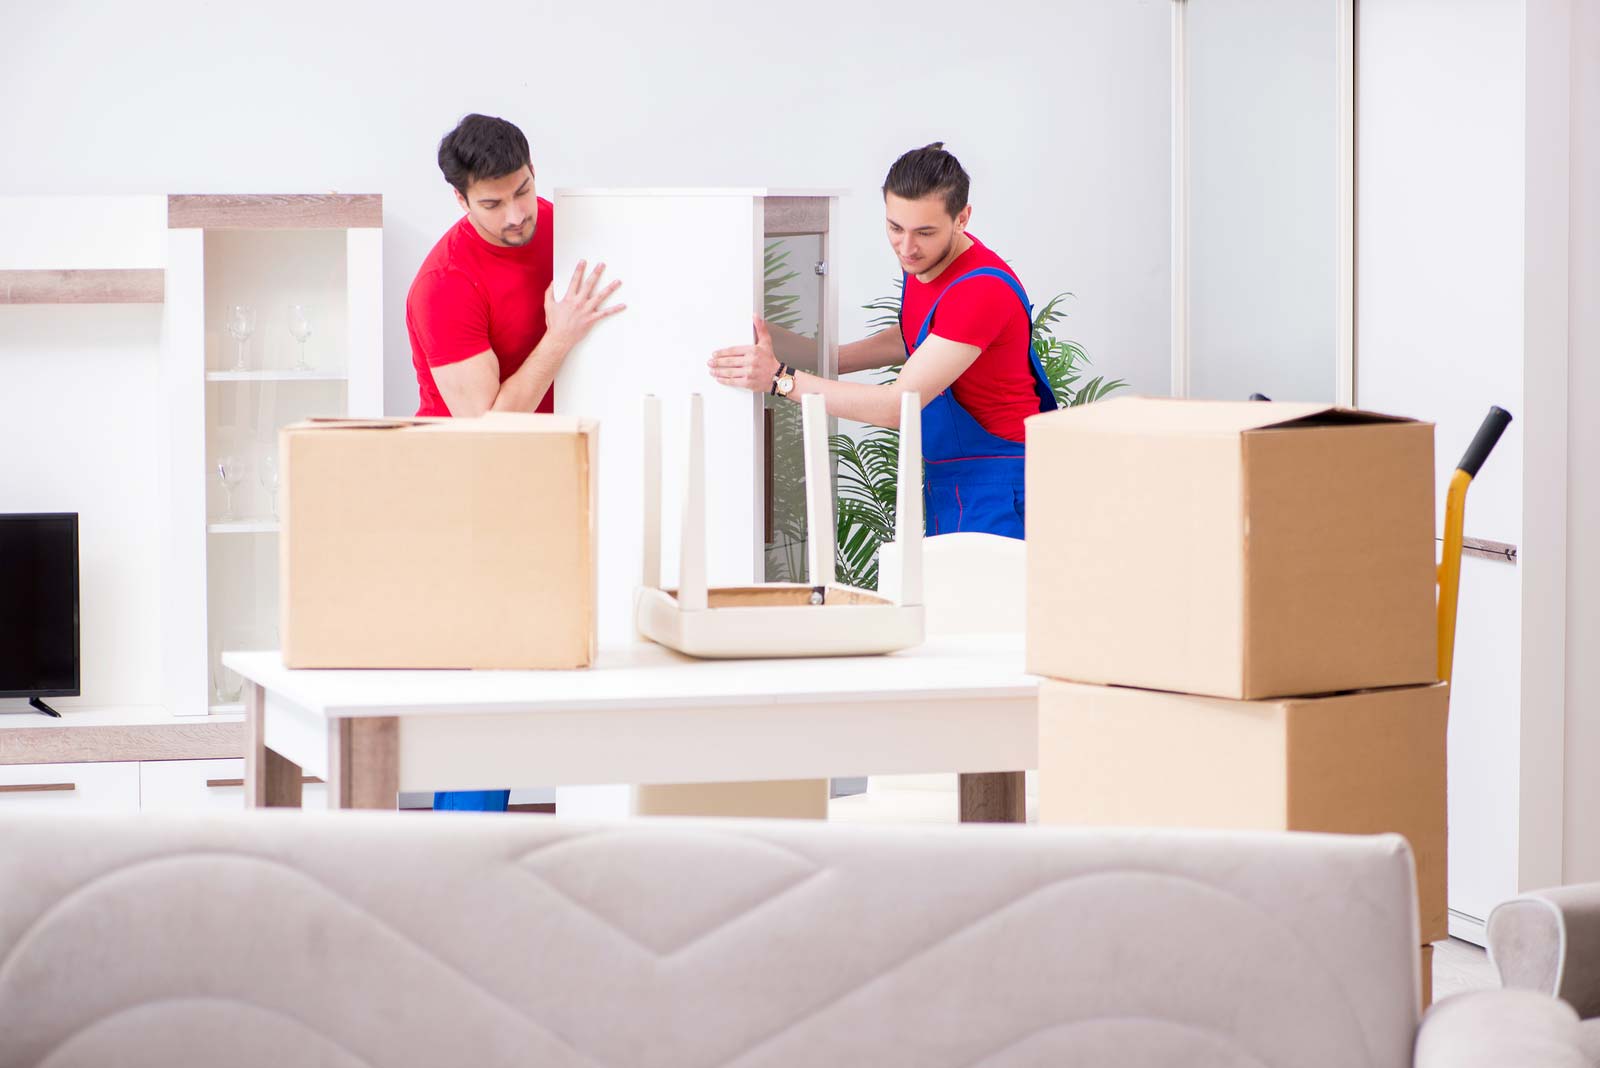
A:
[{"xmin": 1448, "ymin": 908, "xmax": 1487, "ymax": 947}]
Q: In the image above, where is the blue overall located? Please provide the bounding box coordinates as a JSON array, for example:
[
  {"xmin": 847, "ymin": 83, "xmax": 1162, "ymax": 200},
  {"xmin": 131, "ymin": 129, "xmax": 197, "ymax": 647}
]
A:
[
  {"xmin": 433, "ymin": 788, "xmax": 509, "ymax": 811},
  {"xmin": 907, "ymin": 267, "xmax": 1058, "ymax": 539}
]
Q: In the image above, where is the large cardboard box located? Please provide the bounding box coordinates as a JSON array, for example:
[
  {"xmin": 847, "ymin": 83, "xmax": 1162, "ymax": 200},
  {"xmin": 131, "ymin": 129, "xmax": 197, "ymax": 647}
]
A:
[
  {"xmin": 281, "ymin": 414, "xmax": 597, "ymax": 670},
  {"xmin": 1026, "ymin": 397, "xmax": 1437, "ymax": 700},
  {"xmin": 1038, "ymin": 678, "xmax": 1449, "ymax": 943}
]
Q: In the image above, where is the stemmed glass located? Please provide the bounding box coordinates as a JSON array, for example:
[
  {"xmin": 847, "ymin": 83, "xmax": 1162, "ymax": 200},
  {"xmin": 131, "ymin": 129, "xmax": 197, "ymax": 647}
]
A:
[
  {"xmin": 225, "ymin": 305, "xmax": 256, "ymax": 372},
  {"xmin": 210, "ymin": 634, "xmax": 242, "ymax": 707},
  {"xmin": 258, "ymin": 452, "xmax": 280, "ymax": 521},
  {"xmin": 216, "ymin": 454, "xmax": 245, "ymax": 522},
  {"xmin": 287, "ymin": 305, "xmax": 313, "ymax": 371}
]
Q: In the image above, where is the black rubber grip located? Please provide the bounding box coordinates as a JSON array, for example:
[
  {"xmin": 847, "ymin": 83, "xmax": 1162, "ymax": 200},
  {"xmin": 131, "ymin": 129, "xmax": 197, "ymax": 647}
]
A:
[{"xmin": 1458, "ymin": 407, "xmax": 1512, "ymax": 477}]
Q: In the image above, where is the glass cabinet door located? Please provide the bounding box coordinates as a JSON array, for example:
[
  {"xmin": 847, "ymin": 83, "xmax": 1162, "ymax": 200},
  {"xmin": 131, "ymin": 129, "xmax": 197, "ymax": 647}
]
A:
[{"xmin": 760, "ymin": 230, "xmax": 828, "ymax": 583}]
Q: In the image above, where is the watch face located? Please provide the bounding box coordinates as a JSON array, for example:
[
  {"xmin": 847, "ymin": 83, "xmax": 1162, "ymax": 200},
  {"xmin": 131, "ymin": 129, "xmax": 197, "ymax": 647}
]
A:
[{"xmin": 777, "ymin": 376, "xmax": 794, "ymax": 396}]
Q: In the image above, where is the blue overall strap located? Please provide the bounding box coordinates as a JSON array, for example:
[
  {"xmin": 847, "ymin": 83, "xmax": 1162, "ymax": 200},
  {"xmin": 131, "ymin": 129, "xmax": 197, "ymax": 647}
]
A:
[{"xmin": 910, "ymin": 267, "xmax": 1058, "ymax": 413}]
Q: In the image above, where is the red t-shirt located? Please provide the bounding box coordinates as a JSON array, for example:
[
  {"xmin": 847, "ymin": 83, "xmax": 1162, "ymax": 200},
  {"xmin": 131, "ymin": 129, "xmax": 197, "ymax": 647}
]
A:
[
  {"xmin": 406, "ymin": 197, "xmax": 555, "ymax": 417},
  {"xmin": 898, "ymin": 234, "xmax": 1038, "ymax": 443}
]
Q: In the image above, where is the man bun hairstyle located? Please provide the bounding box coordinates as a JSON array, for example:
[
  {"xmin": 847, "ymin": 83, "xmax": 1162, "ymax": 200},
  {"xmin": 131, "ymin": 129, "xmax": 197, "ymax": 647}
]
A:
[
  {"xmin": 437, "ymin": 114, "xmax": 532, "ymax": 196},
  {"xmin": 882, "ymin": 141, "xmax": 970, "ymax": 218}
]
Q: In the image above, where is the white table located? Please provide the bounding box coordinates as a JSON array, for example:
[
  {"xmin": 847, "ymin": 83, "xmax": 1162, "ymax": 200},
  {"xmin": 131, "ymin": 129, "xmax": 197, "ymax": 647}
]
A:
[{"xmin": 225, "ymin": 635, "xmax": 1038, "ymax": 817}]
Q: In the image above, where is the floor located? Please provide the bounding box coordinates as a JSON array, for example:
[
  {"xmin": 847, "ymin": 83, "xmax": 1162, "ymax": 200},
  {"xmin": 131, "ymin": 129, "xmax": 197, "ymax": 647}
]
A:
[{"xmin": 833, "ymin": 773, "xmax": 1501, "ymax": 1003}]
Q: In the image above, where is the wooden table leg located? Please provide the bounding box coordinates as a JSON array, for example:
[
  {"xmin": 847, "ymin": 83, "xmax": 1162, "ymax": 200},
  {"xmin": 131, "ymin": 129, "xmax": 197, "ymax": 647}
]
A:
[
  {"xmin": 959, "ymin": 771, "xmax": 1026, "ymax": 823},
  {"xmin": 244, "ymin": 682, "xmax": 304, "ymax": 808},
  {"xmin": 327, "ymin": 717, "xmax": 400, "ymax": 810}
]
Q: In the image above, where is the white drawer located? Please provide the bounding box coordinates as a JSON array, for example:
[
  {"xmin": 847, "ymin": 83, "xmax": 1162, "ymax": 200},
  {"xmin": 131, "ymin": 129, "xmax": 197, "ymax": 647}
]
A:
[
  {"xmin": 140, "ymin": 758, "xmax": 328, "ymax": 812},
  {"xmin": 0, "ymin": 761, "xmax": 141, "ymax": 812}
]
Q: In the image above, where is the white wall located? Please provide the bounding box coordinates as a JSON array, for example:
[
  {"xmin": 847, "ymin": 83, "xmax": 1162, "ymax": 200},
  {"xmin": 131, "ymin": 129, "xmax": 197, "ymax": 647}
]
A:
[
  {"xmin": 1563, "ymin": 0, "xmax": 1600, "ymax": 884},
  {"xmin": 0, "ymin": 0, "xmax": 1173, "ymax": 415}
]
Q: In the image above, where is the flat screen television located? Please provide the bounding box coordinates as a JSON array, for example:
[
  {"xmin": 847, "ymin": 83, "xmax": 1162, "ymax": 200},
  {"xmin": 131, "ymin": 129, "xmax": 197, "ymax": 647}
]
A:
[{"xmin": 0, "ymin": 513, "xmax": 79, "ymax": 717}]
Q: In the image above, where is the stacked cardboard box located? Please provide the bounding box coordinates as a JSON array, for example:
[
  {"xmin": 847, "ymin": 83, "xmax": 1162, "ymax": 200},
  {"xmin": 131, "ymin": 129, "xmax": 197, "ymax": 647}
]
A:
[
  {"xmin": 279, "ymin": 413, "xmax": 598, "ymax": 670},
  {"xmin": 1026, "ymin": 398, "xmax": 1445, "ymax": 993}
]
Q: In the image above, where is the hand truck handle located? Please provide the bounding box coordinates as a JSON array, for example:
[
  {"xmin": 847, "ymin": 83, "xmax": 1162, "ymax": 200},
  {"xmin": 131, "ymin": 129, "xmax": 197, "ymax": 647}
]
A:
[{"xmin": 1457, "ymin": 407, "xmax": 1512, "ymax": 477}]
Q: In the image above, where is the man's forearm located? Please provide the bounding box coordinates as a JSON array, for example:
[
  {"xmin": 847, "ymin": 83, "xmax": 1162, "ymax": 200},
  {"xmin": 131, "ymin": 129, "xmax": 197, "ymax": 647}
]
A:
[
  {"xmin": 838, "ymin": 328, "xmax": 907, "ymax": 375},
  {"xmin": 787, "ymin": 372, "xmax": 910, "ymax": 428},
  {"xmin": 490, "ymin": 334, "xmax": 571, "ymax": 413}
]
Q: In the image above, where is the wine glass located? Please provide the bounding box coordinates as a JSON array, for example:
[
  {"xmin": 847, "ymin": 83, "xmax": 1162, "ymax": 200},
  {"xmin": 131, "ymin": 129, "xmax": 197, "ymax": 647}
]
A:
[
  {"xmin": 225, "ymin": 305, "xmax": 256, "ymax": 372},
  {"xmin": 258, "ymin": 451, "xmax": 280, "ymax": 521},
  {"xmin": 210, "ymin": 634, "xmax": 242, "ymax": 707},
  {"xmin": 216, "ymin": 454, "xmax": 245, "ymax": 522},
  {"xmin": 286, "ymin": 305, "xmax": 313, "ymax": 371}
]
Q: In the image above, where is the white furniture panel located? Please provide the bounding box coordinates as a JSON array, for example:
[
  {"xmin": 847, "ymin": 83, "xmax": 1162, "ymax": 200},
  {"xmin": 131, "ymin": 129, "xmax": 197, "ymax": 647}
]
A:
[
  {"xmin": 553, "ymin": 189, "xmax": 838, "ymax": 645},
  {"xmin": 1358, "ymin": 0, "xmax": 1570, "ymax": 941},
  {"xmin": 0, "ymin": 761, "xmax": 140, "ymax": 813},
  {"xmin": 140, "ymin": 757, "xmax": 326, "ymax": 813}
]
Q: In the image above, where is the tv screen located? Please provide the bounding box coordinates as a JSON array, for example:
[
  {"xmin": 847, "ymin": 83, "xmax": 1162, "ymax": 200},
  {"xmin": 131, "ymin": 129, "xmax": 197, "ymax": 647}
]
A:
[{"xmin": 0, "ymin": 513, "xmax": 80, "ymax": 698}]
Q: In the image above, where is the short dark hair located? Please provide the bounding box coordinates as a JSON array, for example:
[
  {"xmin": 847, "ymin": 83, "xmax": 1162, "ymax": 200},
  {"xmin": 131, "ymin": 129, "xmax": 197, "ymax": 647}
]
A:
[
  {"xmin": 882, "ymin": 142, "xmax": 970, "ymax": 218},
  {"xmin": 437, "ymin": 114, "xmax": 532, "ymax": 196}
]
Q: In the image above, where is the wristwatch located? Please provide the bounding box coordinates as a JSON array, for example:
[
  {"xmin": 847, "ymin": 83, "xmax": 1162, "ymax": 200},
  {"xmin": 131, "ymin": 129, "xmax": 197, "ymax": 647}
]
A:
[{"xmin": 771, "ymin": 363, "xmax": 796, "ymax": 398}]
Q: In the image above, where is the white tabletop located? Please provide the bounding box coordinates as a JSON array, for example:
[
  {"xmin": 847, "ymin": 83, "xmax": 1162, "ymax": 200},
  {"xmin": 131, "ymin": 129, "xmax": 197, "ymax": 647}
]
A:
[{"xmin": 225, "ymin": 635, "xmax": 1035, "ymax": 719}]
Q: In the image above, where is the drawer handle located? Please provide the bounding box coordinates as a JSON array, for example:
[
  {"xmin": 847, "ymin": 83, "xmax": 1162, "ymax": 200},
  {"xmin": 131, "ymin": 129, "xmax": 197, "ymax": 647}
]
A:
[
  {"xmin": 0, "ymin": 782, "xmax": 76, "ymax": 793},
  {"xmin": 205, "ymin": 777, "xmax": 324, "ymax": 788}
]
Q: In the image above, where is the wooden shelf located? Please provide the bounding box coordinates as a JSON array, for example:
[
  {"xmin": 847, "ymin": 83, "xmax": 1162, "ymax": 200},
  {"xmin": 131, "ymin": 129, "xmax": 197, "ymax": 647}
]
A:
[
  {"xmin": 168, "ymin": 194, "xmax": 382, "ymax": 230},
  {"xmin": 206, "ymin": 370, "xmax": 347, "ymax": 383},
  {"xmin": 0, "ymin": 707, "xmax": 244, "ymax": 765},
  {"xmin": 207, "ymin": 520, "xmax": 279, "ymax": 534},
  {"xmin": 0, "ymin": 268, "xmax": 163, "ymax": 305}
]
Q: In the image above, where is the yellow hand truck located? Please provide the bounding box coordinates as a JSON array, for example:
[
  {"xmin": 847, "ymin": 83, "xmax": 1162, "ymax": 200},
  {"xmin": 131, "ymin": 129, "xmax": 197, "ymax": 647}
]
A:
[{"xmin": 1437, "ymin": 407, "xmax": 1512, "ymax": 684}]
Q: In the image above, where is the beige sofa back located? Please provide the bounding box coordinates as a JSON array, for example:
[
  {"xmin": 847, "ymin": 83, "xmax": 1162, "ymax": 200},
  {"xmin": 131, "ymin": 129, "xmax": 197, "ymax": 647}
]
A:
[{"xmin": 0, "ymin": 812, "xmax": 1421, "ymax": 1068}]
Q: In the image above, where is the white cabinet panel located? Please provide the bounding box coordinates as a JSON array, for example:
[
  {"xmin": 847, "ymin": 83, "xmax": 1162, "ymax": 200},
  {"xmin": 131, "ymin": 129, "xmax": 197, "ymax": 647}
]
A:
[
  {"xmin": 0, "ymin": 761, "xmax": 140, "ymax": 813},
  {"xmin": 140, "ymin": 758, "xmax": 327, "ymax": 812}
]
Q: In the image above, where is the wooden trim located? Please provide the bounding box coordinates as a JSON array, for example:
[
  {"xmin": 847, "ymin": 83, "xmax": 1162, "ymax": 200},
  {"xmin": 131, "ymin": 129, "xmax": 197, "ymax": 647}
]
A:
[
  {"xmin": 0, "ymin": 268, "xmax": 163, "ymax": 304},
  {"xmin": 0, "ymin": 782, "xmax": 75, "ymax": 793},
  {"xmin": 763, "ymin": 197, "xmax": 829, "ymax": 236},
  {"xmin": 207, "ymin": 776, "xmax": 322, "ymax": 788},
  {"xmin": 958, "ymin": 771, "xmax": 1026, "ymax": 823},
  {"xmin": 167, "ymin": 194, "xmax": 382, "ymax": 230},
  {"xmin": 328, "ymin": 717, "xmax": 399, "ymax": 810},
  {"xmin": 0, "ymin": 720, "xmax": 244, "ymax": 765}
]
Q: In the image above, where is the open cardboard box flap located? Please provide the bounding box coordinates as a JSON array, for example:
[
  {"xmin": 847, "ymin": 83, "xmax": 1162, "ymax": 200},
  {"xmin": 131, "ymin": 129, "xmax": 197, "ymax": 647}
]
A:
[
  {"xmin": 1027, "ymin": 396, "xmax": 1421, "ymax": 437},
  {"xmin": 289, "ymin": 413, "xmax": 596, "ymax": 435}
]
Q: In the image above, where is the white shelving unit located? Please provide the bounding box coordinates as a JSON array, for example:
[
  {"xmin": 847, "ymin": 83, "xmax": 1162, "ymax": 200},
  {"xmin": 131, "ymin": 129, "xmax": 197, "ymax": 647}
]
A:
[{"xmin": 163, "ymin": 194, "xmax": 385, "ymax": 717}]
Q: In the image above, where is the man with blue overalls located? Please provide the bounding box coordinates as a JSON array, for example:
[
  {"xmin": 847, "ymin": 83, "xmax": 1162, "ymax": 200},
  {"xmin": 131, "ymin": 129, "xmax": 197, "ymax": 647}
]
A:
[{"xmin": 710, "ymin": 142, "xmax": 1056, "ymax": 538}]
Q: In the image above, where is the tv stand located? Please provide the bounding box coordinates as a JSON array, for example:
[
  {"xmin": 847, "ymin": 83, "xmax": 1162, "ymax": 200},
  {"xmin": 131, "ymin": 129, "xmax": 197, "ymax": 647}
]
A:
[{"xmin": 27, "ymin": 697, "xmax": 61, "ymax": 718}]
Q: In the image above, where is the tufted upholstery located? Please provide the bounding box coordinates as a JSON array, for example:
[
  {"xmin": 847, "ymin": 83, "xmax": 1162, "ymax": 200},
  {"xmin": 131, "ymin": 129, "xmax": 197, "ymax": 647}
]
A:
[{"xmin": 0, "ymin": 812, "xmax": 1576, "ymax": 1067}]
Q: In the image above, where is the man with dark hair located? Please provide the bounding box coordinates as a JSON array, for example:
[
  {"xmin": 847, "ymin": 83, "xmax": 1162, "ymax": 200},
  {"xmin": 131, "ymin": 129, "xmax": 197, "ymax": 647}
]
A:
[
  {"xmin": 407, "ymin": 114, "xmax": 624, "ymax": 812},
  {"xmin": 710, "ymin": 142, "xmax": 1055, "ymax": 539},
  {"xmin": 407, "ymin": 113, "xmax": 624, "ymax": 420}
]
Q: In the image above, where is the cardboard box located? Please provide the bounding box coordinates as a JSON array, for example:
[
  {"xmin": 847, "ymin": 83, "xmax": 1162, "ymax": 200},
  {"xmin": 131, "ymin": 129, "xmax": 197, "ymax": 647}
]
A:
[
  {"xmin": 1026, "ymin": 397, "xmax": 1437, "ymax": 700},
  {"xmin": 1038, "ymin": 678, "xmax": 1449, "ymax": 943},
  {"xmin": 281, "ymin": 414, "xmax": 597, "ymax": 670}
]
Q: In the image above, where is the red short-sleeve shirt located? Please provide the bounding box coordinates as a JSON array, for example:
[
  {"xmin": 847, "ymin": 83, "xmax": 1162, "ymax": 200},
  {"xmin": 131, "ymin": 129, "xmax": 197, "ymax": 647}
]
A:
[
  {"xmin": 406, "ymin": 197, "xmax": 555, "ymax": 417},
  {"xmin": 898, "ymin": 234, "xmax": 1038, "ymax": 443}
]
